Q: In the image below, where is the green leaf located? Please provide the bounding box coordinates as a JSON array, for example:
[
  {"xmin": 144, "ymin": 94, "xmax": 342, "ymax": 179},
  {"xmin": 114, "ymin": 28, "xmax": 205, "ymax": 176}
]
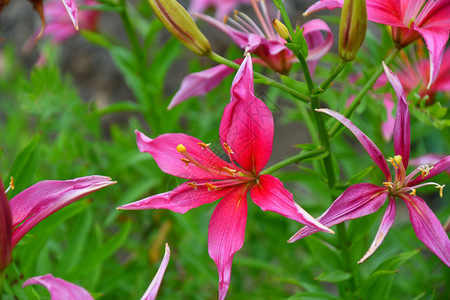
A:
[
  {"xmin": 305, "ymin": 236, "xmax": 342, "ymax": 271},
  {"xmin": 66, "ymin": 221, "xmax": 132, "ymax": 278},
  {"xmin": 280, "ymin": 75, "xmax": 309, "ymax": 95},
  {"xmin": 346, "ymin": 165, "xmax": 376, "ymax": 185},
  {"xmin": 315, "ymin": 270, "xmax": 352, "ymax": 283},
  {"xmin": 289, "ymin": 291, "xmax": 343, "ymax": 300},
  {"xmin": 93, "ymin": 101, "xmax": 142, "ymax": 116},
  {"xmin": 7, "ymin": 134, "xmax": 41, "ymax": 197},
  {"xmin": 80, "ymin": 30, "xmax": 113, "ymax": 48}
]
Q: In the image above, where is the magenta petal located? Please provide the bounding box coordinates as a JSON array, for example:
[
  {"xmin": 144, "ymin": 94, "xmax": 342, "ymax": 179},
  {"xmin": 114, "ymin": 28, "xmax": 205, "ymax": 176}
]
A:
[
  {"xmin": 219, "ymin": 55, "xmax": 274, "ymax": 174},
  {"xmin": 118, "ymin": 182, "xmax": 231, "ymax": 214},
  {"xmin": 415, "ymin": 27, "xmax": 449, "ymax": 88},
  {"xmin": 383, "ymin": 63, "xmax": 411, "ymax": 166},
  {"xmin": 303, "ymin": 0, "xmax": 344, "ymax": 16},
  {"xmin": 23, "ymin": 274, "xmax": 94, "ymax": 300},
  {"xmin": 302, "ymin": 19, "xmax": 334, "ymax": 62},
  {"xmin": 402, "ymin": 194, "xmax": 450, "ymax": 267},
  {"xmin": 0, "ymin": 179, "xmax": 12, "ymax": 270},
  {"xmin": 168, "ymin": 64, "xmax": 236, "ymax": 109},
  {"xmin": 289, "ymin": 183, "xmax": 387, "ymax": 242},
  {"xmin": 60, "ymin": 0, "xmax": 79, "ymax": 30},
  {"xmin": 141, "ymin": 243, "xmax": 170, "ymax": 300},
  {"xmin": 358, "ymin": 197, "xmax": 396, "ymax": 263},
  {"xmin": 381, "ymin": 94, "xmax": 395, "ymax": 142},
  {"xmin": 208, "ymin": 186, "xmax": 248, "ymax": 300},
  {"xmin": 366, "ymin": 0, "xmax": 404, "ymax": 27},
  {"xmin": 251, "ymin": 175, "xmax": 333, "ymax": 234},
  {"xmin": 10, "ymin": 176, "xmax": 115, "ymax": 248},
  {"xmin": 135, "ymin": 131, "xmax": 237, "ymax": 180},
  {"xmin": 317, "ymin": 108, "xmax": 391, "ymax": 181},
  {"xmin": 408, "ymin": 155, "xmax": 450, "ymax": 187}
]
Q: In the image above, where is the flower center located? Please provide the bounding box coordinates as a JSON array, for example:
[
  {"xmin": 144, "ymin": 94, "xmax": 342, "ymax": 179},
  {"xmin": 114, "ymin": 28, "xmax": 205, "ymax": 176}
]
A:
[{"xmin": 382, "ymin": 155, "xmax": 445, "ymax": 198}]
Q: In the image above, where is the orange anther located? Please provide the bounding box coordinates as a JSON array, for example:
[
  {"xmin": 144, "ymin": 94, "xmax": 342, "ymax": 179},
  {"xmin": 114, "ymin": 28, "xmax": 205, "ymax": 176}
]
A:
[
  {"xmin": 198, "ymin": 142, "xmax": 211, "ymax": 149},
  {"xmin": 223, "ymin": 143, "xmax": 234, "ymax": 154},
  {"xmin": 181, "ymin": 158, "xmax": 190, "ymax": 167},
  {"xmin": 205, "ymin": 183, "xmax": 217, "ymax": 191},
  {"xmin": 223, "ymin": 167, "xmax": 237, "ymax": 177},
  {"xmin": 187, "ymin": 182, "xmax": 198, "ymax": 190}
]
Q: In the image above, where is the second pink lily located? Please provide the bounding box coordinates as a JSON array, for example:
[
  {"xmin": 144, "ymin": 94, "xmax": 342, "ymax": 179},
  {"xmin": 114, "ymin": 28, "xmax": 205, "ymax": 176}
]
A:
[{"xmin": 119, "ymin": 55, "xmax": 333, "ymax": 299}]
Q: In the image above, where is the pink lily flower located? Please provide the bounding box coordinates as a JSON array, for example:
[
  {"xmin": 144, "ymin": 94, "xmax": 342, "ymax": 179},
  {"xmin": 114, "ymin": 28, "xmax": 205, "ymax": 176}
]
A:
[
  {"xmin": 1, "ymin": 175, "xmax": 115, "ymax": 250},
  {"xmin": 119, "ymin": 55, "xmax": 333, "ymax": 299},
  {"xmin": 23, "ymin": 244, "xmax": 170, "ymax": 300},
  {"xmin": 61, "ymin": 0, "xmax": 80, "ymax": 30},
  {"xmin": 289, "ymin": 63, "xmax": 450, "ymax": 266},
  {"xmin": 304, "ymin": 0, "xmax": 450, "ymax": 88},
  {"xmin": 168, "ymin": 2, "xmax": 333, "ymax": 109},
  {"xmin": 189, "ymin": 0, "xmax": 252, "ymax": 18}
]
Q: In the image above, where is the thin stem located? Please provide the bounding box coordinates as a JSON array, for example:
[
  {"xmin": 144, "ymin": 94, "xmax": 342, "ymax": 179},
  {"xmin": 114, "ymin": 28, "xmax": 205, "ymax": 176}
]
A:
[
  {"xmin": 329, "ymin": 47, "xmax": 402, "ymax": 138},
  {"xmin": 337, "ymin": 223, "xmax": 357, "ymax": 296},
  {"xmin": 273, "ymin": 0, "xmax": 295, "ymax": 39},
  {"xmin": 313, "ymin": 60, "xmax": 348, "ymax": 95},
  {"xmin": 260, "ymin": 148, "xmax": 327, "ymax": 175},
  {"xmin": 118, "ymin": 0, "xmax": 144, "ymax": 63},
  {"xmin": 207, "ymin": 52, "xmax": 310, "ymax": 103}
]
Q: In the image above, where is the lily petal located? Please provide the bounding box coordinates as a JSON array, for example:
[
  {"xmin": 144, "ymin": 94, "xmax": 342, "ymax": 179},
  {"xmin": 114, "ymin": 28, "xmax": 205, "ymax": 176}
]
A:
[
  {"xmin": 401, "ymin": 194, "xmax": 450, "ymax": 267},
  {"xmin": 60, "ymin": 0, "xmax": 79, "ymax": 30},
  {"xmin": 220, "ymin": 55, "xmax": 274, "ymax": 174},
  {"xmin": 366, "ymin": 0, "xmax": 404, "ymax": 27},
  {"xmin": 208, "ymin": 186, "xmax": 248, "ymax": 300},
  {"xmin": 383, "ymin": 62, "xmax": 411, "ymax": 166},
  {"xmin": 408, "ymin": 155, "xmax": 450, "ymax": 186},
  {"xmin": 317, "ymin": 108, "xmax": 391, "ymax": 181},
  {"xmin": 0, "ymin": 179, "xmax": 12, "ymax": 270},
  {"xmin": 415, "ymin": 26, "xmax": 449, "ymax": 88},
  {"xmin": 304, "ymin": 0, "xmax": 344, "ymax": 16},
  {"xmin": 118, "ymin": 182, "xmax": 231, "ymax": 214},
  {"xmin": 10, "ymin": 176, "xmax": 115, "ymax": 248},
  {"xmin": 141, "ymin": 243, "xmax": 170, "ymax": 300},
  {"xmin": 135, "ymin": 131, "xmax": 237, "ymax": 180},
  {"xmin": 289, "ymin": 183, "xmax": 387, "ymax": 242},
  {"xmin": 168, "ymin": 63, "xmax": 237, "ymax": 109},
  {"xmin": 358, "ymin": 197, "xmax": 396, "ymax": 264},
  {"xmin": 251, "ymin": 175, "xmax": 334, "ymax": 234},
  {"xmin": 23, "ymin": 274, "xmax": 94, "ymax": 300}
]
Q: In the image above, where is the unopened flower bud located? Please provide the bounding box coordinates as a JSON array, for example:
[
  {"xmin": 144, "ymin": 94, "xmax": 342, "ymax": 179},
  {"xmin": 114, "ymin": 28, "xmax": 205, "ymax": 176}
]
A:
[
  {"xmin": 338, "ymin": 0, "xmax": 367, "ymax": 61},
  {"xmin": 0, "ymin": 178, "xmax": 12, "ymax": 271},
  {"xmin": 272, "ymin": 19, "xmax": 290, "ymax": 40},
  {"xmin": 148, "ymin": 0, "xmax": 211, "ymax": 56}
]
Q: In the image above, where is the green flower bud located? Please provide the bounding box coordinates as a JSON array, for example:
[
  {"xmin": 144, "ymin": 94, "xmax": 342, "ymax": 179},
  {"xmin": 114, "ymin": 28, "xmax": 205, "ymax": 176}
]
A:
[
  {"xmin": 338, "ymin": 0, "xmax": 367, "ymax": 61},
  {"xmin": 148, "ymin": 0, "xmax": 211, "ymax": 56},
  {"xmin": 272, "ymin": 19, "xmax": 290, "ymax": 40}
]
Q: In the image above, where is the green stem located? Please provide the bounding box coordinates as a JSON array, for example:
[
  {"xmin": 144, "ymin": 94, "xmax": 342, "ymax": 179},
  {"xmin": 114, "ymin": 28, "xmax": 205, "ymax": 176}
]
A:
[
  {"xmin": 313, "ymin": 60, "xmax": 348, "ymax": 95},
  {"xmin": 118, "ymin": 0, "xmax": 144, "ymax": 63},
  {"xmin": 260, "ymin": 148, "xmax": 327, "ymax": 175},
  {"xmin": 207, "ymin": 52, "xmax": 310, "ymax": 103},
  {"xmin": 337, "ymin": 223, "xmax": 357, "ymax": 296},
  {"xmin": 0, "ymin": 269, "xmax": 5, "ymax": 300},
  {"xmin": 329, "ymin": 47, "xmax": 401, "ymax": 138},
  {"xmin": 273, "ymin": 0, "xmax": 295, "ymax": 38}
]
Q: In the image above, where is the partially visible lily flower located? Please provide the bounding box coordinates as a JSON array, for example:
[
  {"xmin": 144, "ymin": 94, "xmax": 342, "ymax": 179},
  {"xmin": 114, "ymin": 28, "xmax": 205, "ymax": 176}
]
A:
[
  {"xmin": 189, "ymin": 0, "xmax": 251, "ymax": 18},
  {"xmin": 0, "ymin": 179, "xmax": 12, "ymax": 271},
  {"xmin": 304, "ymin": 0, "xmax": 450, "ymax": 88},
  {"xmin": 23, "ymin": 244, "xmax": 171, "ymax": 299},
  {"xmin": 119, "ymin": 55, "xmax": 333, "ymax": 299},
  {"xmin": 28, "ymin": 0, "xmax": 99, "ymax": 46},
  {"xmin": 2, "ymin": 175, "xmax": 115, "ymax": 250},
  {"xmin": 289, "ymin": 63, "xmax": 450, "ymax": 267},
  {"xmin": 168, "ymin": 0, "xmax": 333, "ymax": 109}
]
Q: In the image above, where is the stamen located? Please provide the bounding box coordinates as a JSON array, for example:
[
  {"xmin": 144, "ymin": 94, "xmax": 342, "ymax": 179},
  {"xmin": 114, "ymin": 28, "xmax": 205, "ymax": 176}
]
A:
[
  {"xmin": 187, "ymin": 182, "xmax": 198, "ymax": 190},
  {"xmin": 223, "ymin": 167, "xmax": 237, "ymax": 177},
  {"xmin": 177, "ymin": 144, "xmax": 187, "ymax": 153},
  {"xmin": 250, "ymin": 0, "xmax": 273, "ymax": 38},
  {"xmin": 205, "ymin": 183, "xmax": 217, "ymax": 191},
  {"xmin": 419, "ymin": 165, "xmax": 434, "ymax": 179},
  {"xmin": 225, "ymin": 14, "xmax": 252, "ymax": 34},
  {"xmin": 383, "ymin": 182, "xmax": 393, "ymax": 188},
  {"xmin": 233, "ymin": 11, "xmax": 265, "ymax": 37},
  {"xmin": 387, "ymin": 155, "xmax": 402, "ymax": 169},
  {"xmin": 4, "ymin": 176, "xmax": 14, "ymax": 194},
  {"xmin": 223, "ymin": 143, "xmax": 234, "ymax": 154},
  {"xmin": 437, "ymin": 184, "xmax": 445, "ymax": 198},
  {"xmin": 409, "ymin": 188, "xmax": 416, "ymax": 196},
  {"xmin": 181, "ymin": 158, "xmax": 190, "ymax": 167},
  {"xmin": 198, "ymin": 142, "xmax": 211, "ymax": 149}
]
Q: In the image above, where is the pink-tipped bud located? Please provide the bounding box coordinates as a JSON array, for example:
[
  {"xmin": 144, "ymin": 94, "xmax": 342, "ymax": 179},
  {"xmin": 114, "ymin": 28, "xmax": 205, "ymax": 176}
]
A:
[
  {"xmin": 338, "ymin": 0, "xmax": 367, "ymax": 61},
  {"xmin": 148, "ymin": 0, "xmax": 211, "ymax": 56},
  {"xmin": 0, "ymin": 178, "xmax": 12, "ymax": 271},
  {"xmin": 272, "ymin": 19, "xmax": 290, "ymax": 40}
]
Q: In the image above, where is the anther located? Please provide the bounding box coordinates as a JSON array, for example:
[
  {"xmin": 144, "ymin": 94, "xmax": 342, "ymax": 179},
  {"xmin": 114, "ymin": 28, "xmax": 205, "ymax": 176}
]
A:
[
  {"xmin": 419, "ymin": 165, "xmax": 434, "ymax": 179},
  {"xmin": 409, "ymin": 188, "xmax": 416, "ymax": 196},
  {"xmin": 387, "ymin": 155, "xmax": 402, "ymax": 169},
  {"xmin": 187, "ymin": 182, "xmax": 198, "ymax": 190},
  {"xmin": 177, "ymin": 144, "xmax": 187, "ymax": 153},
  {"xmin": 437, "ymin": 184, "xmax": 445, "ymax": 198},
  {"xmin": 198, "ymin": 142, "xmax": 211, "ymax": 149},
  {"xmin": 4, "ymin": 176, "xmax": 15, "ymax": 194},
  {"xmin": 205, "ymin": 183, "xmax": 217, "ymax": 191},
  {"xmin": 383, "ymin": 182, "xmax": 393, "ymax": 188},
  {"xmin": 223, "ymin": 167, "xmax": 237, "ymax": 177},
  {"xmin": 223, "ymin": 143, "xmax": 234, "ymax": 154},
  {"xmin": 181, "ymin": 158, "xmax": 190, "ymax": 167}
]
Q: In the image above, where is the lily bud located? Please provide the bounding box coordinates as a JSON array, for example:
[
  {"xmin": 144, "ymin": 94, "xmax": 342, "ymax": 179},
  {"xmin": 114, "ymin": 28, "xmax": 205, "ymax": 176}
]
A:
[
  {"xmin": 272, "ymin": 19, "xmax": 290, "ymax": 40},
  {"xmin": 0, "ymin": 178, "xmax": 12, "ymax": 271},
  {"xmin": 148, "ymin": 0, "xmax": 211, "ymax": 56},
  {"xmin": 338, "ymin": 0, "xmax": 367, "ymax": 61}
]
